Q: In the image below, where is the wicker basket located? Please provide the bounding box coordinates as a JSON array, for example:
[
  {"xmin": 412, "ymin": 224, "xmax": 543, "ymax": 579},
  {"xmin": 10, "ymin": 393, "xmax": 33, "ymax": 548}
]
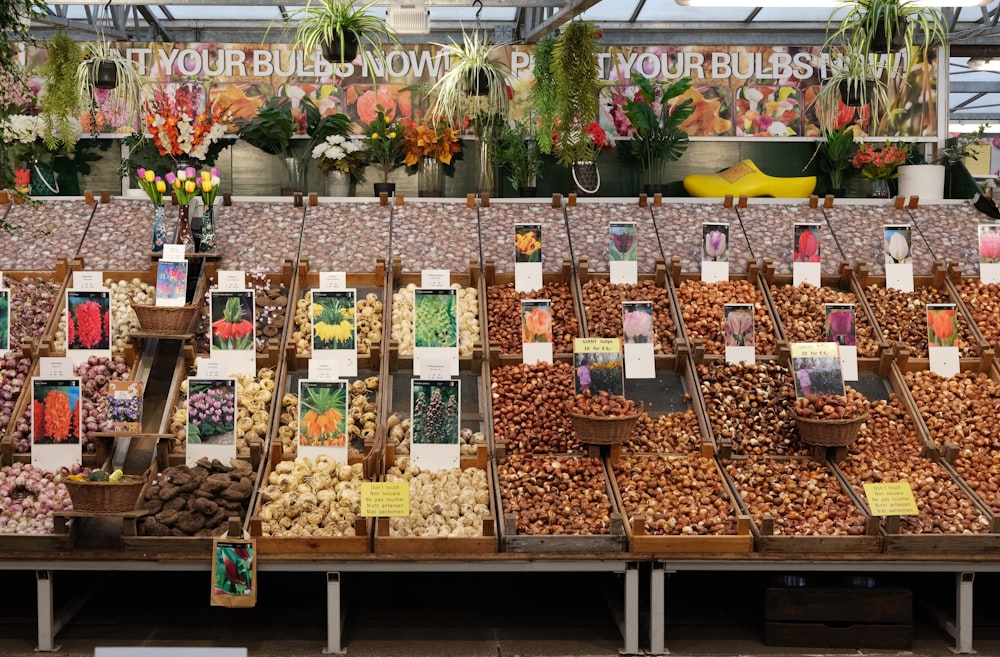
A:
[
  {"xmin": 64, "ymin": 475, "xmax": 146, "ymax": 513},
  {"xmin": 793, "ymin": 410, "xmax": 869, "ymax": 447},
  {"xmin": 569, "ymin": 401, "xmax": 643, "ymax": 446},
  {"xmin": 131, "ymin": 303, "xmax": 199, "ymax": 335}
]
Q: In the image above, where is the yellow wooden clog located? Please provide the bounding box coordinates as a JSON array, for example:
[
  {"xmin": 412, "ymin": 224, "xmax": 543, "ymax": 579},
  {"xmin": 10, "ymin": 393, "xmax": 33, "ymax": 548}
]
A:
[{"xmin": 683, "ymin": 159, "xmax": 816, "ymax": 198}]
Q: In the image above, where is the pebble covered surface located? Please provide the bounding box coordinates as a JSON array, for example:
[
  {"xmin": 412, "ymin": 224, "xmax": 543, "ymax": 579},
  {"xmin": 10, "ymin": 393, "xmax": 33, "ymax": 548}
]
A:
[
  {"xmin": 565, "ymin": 202, "xmax": 661, "ymax": 273},
  {"xmin": 391, "ymin": 202, "xmax": 479, "ymax": 272},
  {"xmin": 650, "ymin": 203, "xmax": 751, "ymax": 274},
  {"xmin": 737, "ymin": 203, "xmax": 842, "ymax": 276},
  {"xmin": 299, "ymin": 202, "xmax": 390, "ymax": 272},
  {"xmin": 908, "ymin": 204, "xmax": 982, "ymax": 276},
  {"xmin": 823, "ymin": 203, "xmax": 933, "ymax": 276},
  {"xmin": 479, "ymin": 202, "xmax": 570, "ymax": 273},
  {"xmin": 78, "ymin": 200, "xmax": 155, "ymax": 271},
  {"xmin": 0, "ymin": 200, "xmax": 94, "ymax": 270},
  {"xmin": 214, "ymin": 202, "xmax": 305, "ymax": 271}
]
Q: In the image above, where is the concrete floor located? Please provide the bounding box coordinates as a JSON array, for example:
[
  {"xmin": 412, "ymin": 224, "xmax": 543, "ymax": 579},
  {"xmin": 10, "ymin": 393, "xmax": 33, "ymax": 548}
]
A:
[{"xmin": 0, "ymin": 570, "xmax": 997, "ymax": 657}]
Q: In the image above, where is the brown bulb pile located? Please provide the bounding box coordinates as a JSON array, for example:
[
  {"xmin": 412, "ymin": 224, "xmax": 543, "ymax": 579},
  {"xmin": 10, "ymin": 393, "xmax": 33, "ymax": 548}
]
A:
[
  {"xmin": 566, "ymin": 390, "xmax": 639, "ymax": 417},
  {"xmin": 615, "ymin": 455, "xmax": 737, "ymax": 536},
  {"xmin": 581, "ymin": 279, "xmax": 675, "ymax": 353},
  {"xmin": 725, "ymin": 457, "xmax": 868, "ymax": 536},
  {"xmin": 487, "ymin": 282, "xmax": 578, "ymax": 354},
  {"xmin": 955, "ymin": 279, "xmax": 1000, "ymax": 349},
  {"xmin": 625, "ymin": 410, "xmax": 702, "ymax": 453},
  {"xmin": 498, "ymin": 455, "xmax": 613, "ymax": 535},
  {"xmin": 793, "ymin": 392, "xmax": 866, "ymax": 420},
  {"xmin": 491, "ymin": 361, "xmax": 580, "ymax": 455},
  {"xmin": 862, "ymin": 284, "xmax": 975, "ymax": 358},
  {"xmin": 675, "ymin": 279, "xmax": 776, "ymax": 355},
  {"xmin": 768, "ymin": 282, "xmax": 879, "ymax": 357},
  {"xmin": 697, "ymin": 361, "xmax": 808, "ymax": 456},
  {"xmin": 837, "ymin": 396, "xmax": 991, "ymax": 534},
  {"xmin": 905, "ymin": 369, "xmax": 1000, "ymax": 515}
]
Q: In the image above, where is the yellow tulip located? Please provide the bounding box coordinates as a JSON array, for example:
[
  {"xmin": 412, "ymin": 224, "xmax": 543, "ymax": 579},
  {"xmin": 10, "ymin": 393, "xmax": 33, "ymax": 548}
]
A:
[
  {"xmin": 371, "ymin": 132, "xmax": 380, "ymax": 139},
  {"xmin": 144, "ymin": 169, "xmax": 155, "ymax": 182},
  {"xmin": 184, "ymin": 180, "xmax": 197, "ymax": 193},
  {"xmin": 155, "ymin": 180, "xmax": 166, "ymax": 193}
]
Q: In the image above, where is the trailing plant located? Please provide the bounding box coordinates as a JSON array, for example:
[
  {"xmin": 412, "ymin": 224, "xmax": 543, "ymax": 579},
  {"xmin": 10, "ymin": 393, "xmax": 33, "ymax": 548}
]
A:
[
  {"xmin": 824, "ymin": 0, "xmax": 948, "ymax": 59},
  {"xmin": 76, "ymin": 41, "xmax": 148, "ymax": 132},
  {"xmin": 429, "ymin": 29, "xmax": 511, "ymax": 136},
  {"xmin": 39, "ymin": 34, "xmax": 83, "ymax": 150},
  {"xmin": 530, "ymin": 34, "xmax": 559, "ymax": 155},
  {"xmin": 552, "ymin": 20, "xmax": 601, "ymax": 139},
  {"xmin": 287, "ymin": 0, "xmax": 399, "ymax": 71}
]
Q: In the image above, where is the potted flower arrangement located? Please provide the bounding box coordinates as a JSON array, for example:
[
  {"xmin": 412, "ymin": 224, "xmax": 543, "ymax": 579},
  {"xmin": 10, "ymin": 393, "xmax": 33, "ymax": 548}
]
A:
[
  {"xmin": 494, "ymin": 119, "xmax": 543, "ymax": 197},
  {"xmin": 401, "ymin": 113, "xmax": 461, "ymax": 197},
  {"xmin": 0, "ymin": 114, "xmax": 63, "ymax": 199},
  {"xmin": 851, "ymin": 141, "xmax": 908, "ymax": 198},
  {"xmin": 362, "ymin": 106, "xmax": 405, "ymax": 197},
  {"xmin": 133, "ymin": 167, "xmax": 168, "ymax": 251},
  {"xmin": 897, "ymin": 124, "xmax": 988, "ymax": 201},
  {"xmin": 312, "ymin": 134, "xmax": 367, "ymax": 197},
  {"xmin": 145, "ymin": 83, "xmax": 229, "ymax": 164},
  {"xmin": 288, "ymin": 0, "xmax": 398, "ymax": 68}
]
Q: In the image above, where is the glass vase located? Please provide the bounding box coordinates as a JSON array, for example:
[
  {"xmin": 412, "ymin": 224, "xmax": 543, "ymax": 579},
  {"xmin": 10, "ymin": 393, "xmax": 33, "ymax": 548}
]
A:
[
  {"xmin": 325, "ymin": 169, "xmax": 350, "ymax": 197},
  {"xmin": 477, "ymin": 139, "xmax": 495, "ymax": 196},
  {"xmin": 151, "ymin": 203, "xmax": 167, "ymax": 253},
  {"xmin": 199, "ymin": 204, "xmax": 218, "ymax": 254},
  {"xmin": 176, "ymin": 203, "xmax": 192, "ymax": 247},
  {"xmin": 419, "ymin": 158, "xmax": 444, "ymax": 197},
  {"xmin": 869, "ymin": 178, "xmax": 891, "ymax": 199}
]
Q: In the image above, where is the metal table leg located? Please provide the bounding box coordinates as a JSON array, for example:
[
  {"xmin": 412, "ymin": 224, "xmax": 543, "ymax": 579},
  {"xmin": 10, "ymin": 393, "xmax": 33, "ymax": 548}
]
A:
[
  {"xmin": 948, "ymin": 572, "xmax": 975, "ymax": 654},
  {"xmin": 36, "ymin": 570, "xmax": 58, "ymax": 652},
  {"xmin": 621, "ymin": 562, "xmax": 639, "ymax": 655},
  {"xmin": 650, "ymin": 563, "xmax": 667, "ymax": 655},
  {"xmin": 324, "ymin": 572, "xmax": 346, "ymax": 655}
]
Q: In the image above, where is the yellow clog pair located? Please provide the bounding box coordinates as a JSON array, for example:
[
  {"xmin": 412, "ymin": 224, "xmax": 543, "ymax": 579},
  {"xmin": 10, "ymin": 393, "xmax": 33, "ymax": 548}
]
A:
[{"xmin": 683, "ymin": 159, "xmax": 816, "ymax": 198}]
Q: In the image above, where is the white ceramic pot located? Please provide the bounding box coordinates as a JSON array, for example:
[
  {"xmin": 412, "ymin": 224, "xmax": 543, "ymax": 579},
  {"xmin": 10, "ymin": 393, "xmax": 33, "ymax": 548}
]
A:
[{"xmin": 897, "ymin": 164, "xmax": 945, "ymax": 202}]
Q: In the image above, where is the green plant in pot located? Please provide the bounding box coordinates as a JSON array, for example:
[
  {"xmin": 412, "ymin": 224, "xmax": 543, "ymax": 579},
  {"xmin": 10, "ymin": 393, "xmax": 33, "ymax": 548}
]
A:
[
  {"xmin": 808, "ymin": 124, "xmax": 859, "ymax": 195},
  {"xmin": 811, "ymin": 51, "xmax": 892, "ymax": 135},
  {"xmin": 617, "ymin": 72, "xmax": 694, "ymax": 194},
  {"xmin": 288, "ymin": 0, "xmax": 398, "ymax": 69},
  {"xmin": 495, "ymin": 119, "xmax": 543, "ymax": 196},
  {"xmin": 362, "ymin": 106, "xmax": 405, "ymax": 195},
  {"xmin": 234, "ymin": 96, "xmax": 301, "ymax": 194}
]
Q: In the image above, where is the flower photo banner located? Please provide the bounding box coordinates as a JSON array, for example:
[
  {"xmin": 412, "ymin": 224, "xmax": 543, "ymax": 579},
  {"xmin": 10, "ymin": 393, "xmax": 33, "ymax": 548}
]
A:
[{"xmin": 22, "ymin": 42, "xmax": 939, "ymax": 139}]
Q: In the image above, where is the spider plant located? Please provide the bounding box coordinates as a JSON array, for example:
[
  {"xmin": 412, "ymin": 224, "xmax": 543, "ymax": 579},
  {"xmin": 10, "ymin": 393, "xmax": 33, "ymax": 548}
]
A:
[
  {"xmin": 288, "ymin": 0, "xmax": 398, "ymax": 70},
  {"xmin": 429, "ymin": 29, "xmax": 511, "ymax": 135},
  {"xmin": 76, "ymin": 41, "xmax": 148, "ymax": 130}
]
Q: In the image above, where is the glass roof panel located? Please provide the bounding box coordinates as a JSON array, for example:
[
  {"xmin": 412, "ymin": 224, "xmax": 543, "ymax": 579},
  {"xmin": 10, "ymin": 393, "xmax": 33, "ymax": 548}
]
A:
[
  {"xmin": 753, "ymin": 7, "xmax": 847, "ymax": 21},
  {"xmin": 580, "ymin": 0, "xmax": 641, "ymax": 21},
  {"xmin": 158, "ymin": 4, "xmax": 284, "ymax": 19},
  {"xmin": 426, "ymin": 7, "xmax": 517, "ymax": 21},
  {"xmin": 637, "ymin": 3, "xmax": 755, "ymax": 21}
]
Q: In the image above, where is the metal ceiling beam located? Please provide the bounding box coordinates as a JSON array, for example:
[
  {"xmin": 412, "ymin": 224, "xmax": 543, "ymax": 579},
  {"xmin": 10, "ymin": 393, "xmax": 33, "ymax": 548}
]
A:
[
  {"xmin": 522, "ymin": 0, "xmax": 602, "ymax": 43},
  {"xmin": 136, "ymin": 5, "xmax": 174, "ymax": 40},
  {"xmin": 952, "ymin": 81, "xmax": 1000, "ymax": 92},
  {"xmin": 44, "ymin": 0, "xmax": 565, "ymax": 5},
  {"xmin": 31, "ymin": 14, "xmax": 131, "ymax": 38}
]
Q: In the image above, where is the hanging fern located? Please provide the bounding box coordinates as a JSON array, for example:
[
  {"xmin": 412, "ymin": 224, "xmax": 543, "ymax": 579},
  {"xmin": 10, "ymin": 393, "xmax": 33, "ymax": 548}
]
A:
[
  {"xmin": 530, "ymin": 35, "xmax": 558, "ymax": 155},
  {"xmin": 552, "ymin": 20, "xmax": 600, "ymax": 136},
  {"xmin": 40, "ymin": 34, "xmax": 82, "ymax": 151}
]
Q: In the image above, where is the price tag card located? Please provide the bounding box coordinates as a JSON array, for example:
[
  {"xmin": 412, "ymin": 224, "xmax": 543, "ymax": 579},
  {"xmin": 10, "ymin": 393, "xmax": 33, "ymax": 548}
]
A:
[
  {"xmin": 361, "ymin": 481, "xmax": 411, "ymax": 518},
  {"xmin": 792, "ymin": 223, "xmax": 822, "ymax": 288},
  {"xmin": 39, "ymin": 357, "xmax": 73, "ymax": 378},
  {"xmin": 217, "ymin": 270, "xmax": 246, "ymax": 291},
  {"xmin": 319, "ymin": 271, "xmax": 347, "ymax": 291},
  {"xmin": 723, "ymin": 303, "xmax": 755, "ymax": 365},
  {"xmin": 410, "ymin": 379, "xmax": 461, "ymax": 471},
  {"xmin": 0, "ymin": 288, "xmax": 8, "ymax": 353},
  {"xmin": 864, "ymin": 482, "xmax": 919, "ymax": 517},
  {"xmin": 610, "ymin": 222, "xmax": 638, "ymax": 285},
  {"xmin": 701, "ymin": 223, "xmax": 729, "ymax": 283},
  {"xmin": 622, "ymin": 301, "xmax": 654, "ymax": 379},
  {"xmin": 72, "ymin": 271, "xmax": 104, "ymax": 291},
  {"xmin": 790, "ymin": 341, "xmax": 845, "ymax": 398},
  {"xmin": 573, "ymin": 338, "xmax": 624, "ymax": 396},
  {"xmin": 521, "ymin": 299, "xmax": 554, "ymax": 365},
  {"xmin": 186, "ymin": 378, "xmax": 237, "ymax": 468},
  {"xmin": 824, "ymin": 303, "xmax": 858, "ymax": 381},
  {"xmin": 307, "ymin": 358, "xmax": 339, "ymax": 381},
  {"xmin": 515, "ymin": 223, "xmax": 543, "ymax": 293},
  {"xmin": 884, "ymin": 225, "xmax": 914, "ymax": 293},
  {"xmin": 927, "ymin": 303, "xmax": 960, "ymax": 378},
  {"xmin": 310, "ymin": 289, "xmax": 358, "ymax": 378},
  {"xmin": 155, "ymin": 259, "xmax": 189, "ymax": 308},
  {"xmin": 31, "ymin": 378, "xmax": 82, "ymax": 472},
  {"xmin": 297, "ymin": 379, "xmax": 349, "ymax": 465},
  {"xmin": 413, "ymin": 288, "xmax": 459, "ymax": 378},
  {"xmin": 980, "ymin": 224, "xmax": 1000, "ymax": 284},
  {"xmin": 162, "ymin": 244, "xmax": 187, "ymax": 262},
  {"xmin": 196, "ymin": 357, "xmax": 224, "ymax": 378},
  {"xmin": 66, "ymin": 289, "xmax": 113, "ymax": 367},
  {"xmin": 420, "ymin": 269, "xmax": 451, "ymax": 290},
  {"xmin": 420, "ymin": 359, "xmax": 453, "ymax": 381}
]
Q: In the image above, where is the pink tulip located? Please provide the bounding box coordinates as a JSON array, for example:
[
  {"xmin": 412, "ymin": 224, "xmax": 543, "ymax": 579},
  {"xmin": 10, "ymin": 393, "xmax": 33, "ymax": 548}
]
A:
[
  {"xmin": 705, "ymin": 230, "xmax": 727, "ymax": 261},
  {"xmin": 981, "ymin": 232, "xmax": 1000, "ymax": 260},
  {"xmin": 622, "ymin": 310, "xmax": 653, "ymax": 344}
]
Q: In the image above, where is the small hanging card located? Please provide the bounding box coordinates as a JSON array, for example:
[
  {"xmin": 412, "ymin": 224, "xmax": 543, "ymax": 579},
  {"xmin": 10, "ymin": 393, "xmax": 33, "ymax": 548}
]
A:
[
  {"xmin": 863, "ymin": 482, "xmax": 919, "ymax": 517},
  {"xmin": 217, "ymin": 270, "xmax": 246, "ymax": 291},
  {"xmin": 622, "ymin": 301, "xmax": 655, "ymax": 379},
  {"xmin": 155, "ymin": 259, "xmax": 189, "ymax": 308},
  {"xmin": 307, "ymin": 358, "xmax": 340, "ymax": 381},
  {"xmin": 514, "ymin": 223, "xmax": 543, "ymax": 293},
  {"xmin": 926, "ymin": 303, "xmax": 960, "ymax": 378},
  {"xmin": 319, "ymin": 271, "xmax": 347, "ymax": 291},
  {"xmin": 186, "ymin": 377, "xmax": 237, "ymax": 468},
  {"xmin": 824, "ymin": 303, "xmax": 858, "ymax": 381},
  {"xmin": 420, "ymin": 269, "xmax": 451, "ymax": 290},
  {"xmin": 790, "ymin": 341, "xmax": 845, "ymax": 399},
  {"xmin": 521, "ymin": 299, "xmax": 554, "ymax": 365},
  {"xmin": 310, "ymin": 289, "xmax": 358, "ymax": 378},
  {"xmin": 410, "ymin": 379, "xmax": 461, "ymax": 471},
  {"xmin": 884, "ymin": 225, "xmax": 914, "ymax": 293},
  {"xmin": 413, "ymin": 288, "xmax": 459, "ymax": 378},
  {"xmin": 66, "ymin": 289, "xmax": 113, "ymax": 367},
  {"xmin": 31, "ymin": 378, "xmax": 82, "ymax": 472},
  {"xmin": 297, "ymin": 379, "xmax": 349, "ymax": 464},
  {"xmin": 196, "ymin": 357, "xmax": 224, "ymax": 378},
  {"xmin": 573, "ymin": 337, "xmax": 624, "ymax": 396},
  {"xmin": 39, "ymin": 357, "xmax": 73, "ymax": 378},
  {"xmin": 72, "ymin": 270, "xmax": 104, "ymax": 291},
  {"xmin": 0, "ymin": 288, "xmax": 8, "ymax": 353},
  {"xmin": 161, "ymin": 244, "xmax": 187, "ymax": 262},
  {"xmin": 610, "ymin": 222, "xmax": 638, "ymax": 285},
  {"xmin": 723, "ymin": 303, "xmax": 755, "ymax": 365},
  {"xmin": 792, "ymin": 223, "xmax": 822, "ymax": 288},
  {"xmin": 210, "ymin": 532, "xmax": 257, "ymax": 608},
  {"xmin": 701, "ymin": 223, "xmax": 730, "ymax": 283},
  {"xmin": 361, "ymin": 481, "xmax": 410, "ymax": 518},
  {"xmin": 979, "ymin": 224, "xmax": 1000, "ymax": 284},
  {"xmin": 108, "ymin": 380, "xmax": 144, "ymax": 433},
  {"xmin": 209, "ymin": 290, "xmax": 256, "ymax": 378}
]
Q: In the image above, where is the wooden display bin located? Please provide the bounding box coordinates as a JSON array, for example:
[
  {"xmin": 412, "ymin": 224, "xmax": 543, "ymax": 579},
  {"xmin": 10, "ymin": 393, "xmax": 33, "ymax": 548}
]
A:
[
  {"xmin": 0, "ymin": 439, "xmax": 80, "ymax": 551},
  {"xmin": 285, "ymin": 259, "xmax": 388, "ymax": 372},
  {"xmin": 576, "ymin": 258, "xmax": 686, "ymax": 372},
  {"xmin": 484, "ymin": 259, "xmax": 583, "ymax": 368},
  {"xmin": 650, "ymin": 201, "xmax": 754, "ymax": 277},
  {"xmin": 249, "ymin": 443, "xmax": 373, "ymax": 555},
  {"xmin": 388, "ymin": 258, "xmax": 485, "ymax": 372},
  {"xmin": 608, "ymin": 448, "xmax": 753, "ymax": 554},
  {"xmin": 374, "ymin": 446, "xmax": 497, "ymax": 554}
]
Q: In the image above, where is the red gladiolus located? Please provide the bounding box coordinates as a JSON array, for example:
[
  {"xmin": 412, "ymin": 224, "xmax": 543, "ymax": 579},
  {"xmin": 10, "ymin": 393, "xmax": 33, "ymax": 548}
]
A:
[{"xmin": 75, "ymin": 301, "xmax": 105, "ymax": 349}]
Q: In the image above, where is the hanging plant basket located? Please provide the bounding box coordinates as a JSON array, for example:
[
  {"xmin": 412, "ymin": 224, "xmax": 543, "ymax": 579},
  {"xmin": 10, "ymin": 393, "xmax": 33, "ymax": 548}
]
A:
[
  {"xmin": 93, "ymin": 60, "xmax": 119, "ymax": 89},
  {"xmin": 467, "ymin": 68, "xmax": 491, "ymax": 96},
  {"xmin": 321, "ymin": 32, "xmax": 360, "ymax": 64},
  {"xmin": 838, "ymin": 79, "xmax": 875, "ymax": 107},
  {"xmin": 868, "ymin": 16, "xmax": 906, "ymax": 53}
]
